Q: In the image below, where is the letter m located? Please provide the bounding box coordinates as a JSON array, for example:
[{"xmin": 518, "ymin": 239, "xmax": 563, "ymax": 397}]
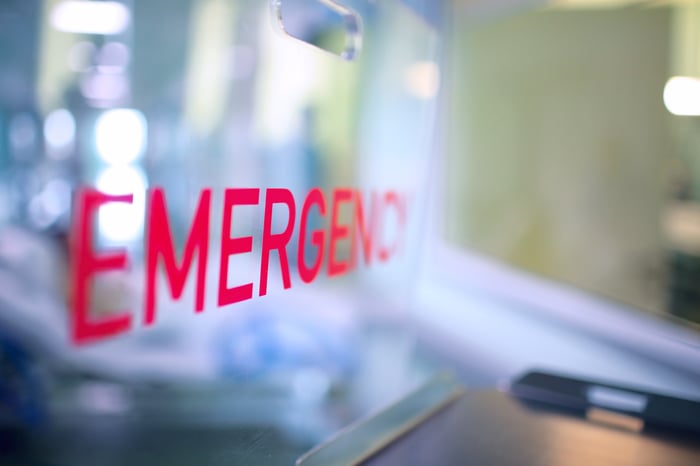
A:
[{"xmin": 145, "ymin": 188, "xmax": 211, "ymax": 325}]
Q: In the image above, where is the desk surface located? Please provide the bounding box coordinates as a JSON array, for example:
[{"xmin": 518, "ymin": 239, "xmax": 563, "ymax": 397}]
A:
[{"xmin": 361, "ymin": 391, "xmax": 700, "ymax": 466}]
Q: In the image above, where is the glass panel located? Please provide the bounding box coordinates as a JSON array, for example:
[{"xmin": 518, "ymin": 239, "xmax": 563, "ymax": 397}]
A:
[{"xmin": 0, "ymin": 0, "xmax": 445, "ymax": 463}]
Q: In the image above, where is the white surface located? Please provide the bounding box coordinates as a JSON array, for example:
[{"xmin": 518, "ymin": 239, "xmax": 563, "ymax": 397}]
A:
[{"xmin": 414, "ymin": 244, "xmax": 700, "ymax": 399}]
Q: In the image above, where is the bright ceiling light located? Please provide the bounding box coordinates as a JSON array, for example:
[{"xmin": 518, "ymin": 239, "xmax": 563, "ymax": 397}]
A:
[
  {"xmin": 51, "ymin": 1, "xmax": 130, "ymax": 36},
  {"xmin": 96, "ymin": 165, "xmax": 147, "ymax": 243},
  {"xmin": 663, "ymin": 76, "xmax": 700, "ymax": 116},
  {"xmin": 44, "ymin": 108, "xmax": 76, "ymax": 150},
  {"xmin": 95, "ymin": 109, "xmax": 147, "ymax": 165}
]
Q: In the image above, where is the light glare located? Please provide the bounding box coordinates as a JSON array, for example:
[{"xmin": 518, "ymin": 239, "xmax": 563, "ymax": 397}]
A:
[
  {"xmin": 663, "ymin": 76, "xmax": 700, "ymax": 116},
  {"xmin": 44, "ymin": 108, "xmax": 76, "ymax": 150},
  {"xmin": 404, "ymin": 61, "xmax": 440, "ymax": 100},
  {"xmin": 51, "ymin": 1, "xmax": 130, "ymax": 35},
  {"xmin": 95, "ymin": 109, "xmax": 147, "ymax": 164},
  {"xmin": 96, "ymin": 165, "xmax": 147, "ymax": 243}
]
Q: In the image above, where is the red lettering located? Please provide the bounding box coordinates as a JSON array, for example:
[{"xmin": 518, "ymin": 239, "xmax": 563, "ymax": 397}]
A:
[
  {"xmin": 259, "ymin": 188, "xmax": 296, "ymax": 296},
  {"xmin": 68, "ymin": 185, "xmax": 410, "ymax": 344},
  {"xmin": 218, "ymin": 188, "xmax": 259, "ymax": 306},
  {"xmin": 145, "ymin": 188, "xmax": 211, "ymax": 326},
  {"xmin": 328, "ymin": 188, "xmax": 353, "ymax": 277},
  {"xmin": 70, "ymin": 189, "xmax": 132, "ymax": 344},
  {"xmin": 351, "ymin": 190, "xmax": 376, "ymax": 268},
  {"xmin": 298, "ymin": 188, "xmax": 326, "ymax": 283}
]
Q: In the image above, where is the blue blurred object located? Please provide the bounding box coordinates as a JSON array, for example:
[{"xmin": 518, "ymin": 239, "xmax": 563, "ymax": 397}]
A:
[
  {"xmin": 0, "ymin": 328, "xmax": 44, "ymax": 430},
  {"xmin": 214, "ymin": 303, "xmax": 357, "ymax": 387}
]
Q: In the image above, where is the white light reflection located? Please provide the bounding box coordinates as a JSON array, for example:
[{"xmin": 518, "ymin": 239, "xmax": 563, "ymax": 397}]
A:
[
  {"xmin": 97, "ymin": 42, "xmax": 130, "ymax": 72},
  {"xmin": 663, "ymin": 76, "xmax": 700, "ymax": 116},
  {"xmin": 81, "ymin": 73, "xmax": 129, "ymax": 103},
  {"xmin": 404, "ymin": 61, "xmax": 440, "ymax": 100},
  {"xmin": 96, "ymin": 165, "xmax": 147, "ymax": 243},
  {"xmin": 51, "ymin": 1, "xmax": 130, "ymax": 36},
  {"xmin": 95, "ymin": 109, "xmax": 146, "ymax": 164},
  {"xmin": 44, "ymin": 108, "xmax": 76, "ymax": 152},
  {"xmin": 256, "ymin": 16, "xmax": 324, "ymax": 144}
]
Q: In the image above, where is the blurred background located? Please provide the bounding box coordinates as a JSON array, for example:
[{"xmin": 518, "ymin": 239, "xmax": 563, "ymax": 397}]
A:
[
  {"xmin": 0, "ymin": 0, "xmax": 699, "ymax": 464},
  {"xmin": 444, "ymin": 0, "xmax": 700, "ymax": 327}
]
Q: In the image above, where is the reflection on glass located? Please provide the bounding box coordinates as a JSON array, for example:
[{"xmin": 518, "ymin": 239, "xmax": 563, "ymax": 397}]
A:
[
  {"xmin": 404, "ymin": 60, "xmax": 440, "ymax": 100},
  {"xmin": 0, "ymin": 0, "xmax": 444, "ymax": 464},
  {"xmin": 44, "ymin": 108, "xmax": 76, "ymax": 153},
  {"xmin": 96, "ymin": 165, "xmax": 148, "ymax": 242},
  {"xmin": 274, "ymin": 0, "xmax": 363, "ymax": 60},
  {"xmin": 95, "ymin": 108, "xmax": 147, "ymax": 165}
]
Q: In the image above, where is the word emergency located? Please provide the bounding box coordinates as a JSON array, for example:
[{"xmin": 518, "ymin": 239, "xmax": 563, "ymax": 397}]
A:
[{"xmin": 70, "ymin": 187, "xmax": 408, "ymax": 344}]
